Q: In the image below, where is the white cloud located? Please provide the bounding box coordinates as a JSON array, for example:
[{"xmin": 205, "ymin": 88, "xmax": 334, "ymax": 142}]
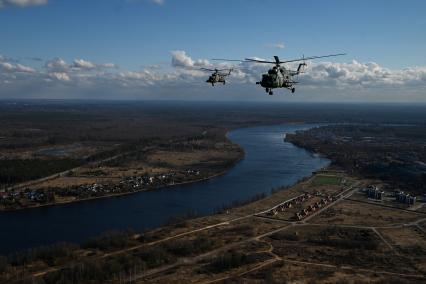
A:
[
  {"xmin": 0, "ymin": 62, "xmax": 14, "ymax": 71},
  {"xmin": 15, "ymin": 63, "xmax": 35, "ymax": 73},
  {"xmin": 265, "ymin": 42, "xmax": 285, "ymax": 49},
  {"xmin": 151, "ymin": 0, "xmax": 164, "ymax": 5},
  {"xmin": 171, "ymin": 50, "xmax": 195, "ymax": 68},
  {"xmin": 45, "ymin": 57, "xmax": 118, "ymax": 74},
  {"xmin": 0, "ymin": 0, "xmax": 47, "ymax": 9},
  {"xmin": 300, "ymin": 60, "xmax": 426, "ymax": 88},
  {"xmin": 71, "ymin": 59, "xmax": 96, "ymax": 70},
  {"xmin": 1, "ymin": 51, "xmax": 426, "ymax": 101},
  {"xmin": 171, "ymin": 50, "xmax": 210, "ymax": 68},
  {"xmin": 218, "ymin": 57, "xmax": 426, "ymax": 89},
  {"xmin": 49, "ymin": 72, "xmax": 70, "ymax": 82},
  {"xmin": 45, "ymin": 57, "xmax": 68, "ymax": 72},
  {"xmin": 0, "ymin": 62, "xmax": 34, "ymax": 73},
  {"xmin": 71, "ymin": 59, "xmax": 118, "ymax": 70}
]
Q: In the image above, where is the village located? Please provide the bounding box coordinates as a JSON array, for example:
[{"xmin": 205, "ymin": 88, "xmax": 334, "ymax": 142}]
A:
[
  {"xmin": 258, "ymin": 170, "xmax": 426, "ymax": 224},
  {"xmin": 0, "ymin": 169, "xmax": 201, "ymax": 210},
  {"xmin": 2, "ymin": 169, "xmax": 425, "ymax": 284}
]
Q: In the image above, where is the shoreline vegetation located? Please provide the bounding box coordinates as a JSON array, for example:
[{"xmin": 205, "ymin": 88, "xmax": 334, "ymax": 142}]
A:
[
  {"xmin": 1, "ymin": 102, "xmax": 426, "ymax": 283},
  {"xmin": 1, "ymin": 151, "xmax": 244, "ymax": 212},
  {"xmin": 7, "ymin": 165, "xmax": 425, "ymax": 284},
  {"xmin": 0, "ymin": 134, "xmax": 244, "ymax": 211},
  {"xmin": 0, "ymin": 168, "xmax": 319, "ymax": 277}
]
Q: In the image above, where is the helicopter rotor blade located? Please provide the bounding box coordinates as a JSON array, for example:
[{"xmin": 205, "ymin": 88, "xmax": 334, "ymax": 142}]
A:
[
  {"xmin": 200, "ymin": 67, "xmax": 233, "ymax": 72},
  {"xmin": 211, "ymin": 58, "xmax": 243, "ymax": 62},
  {"xmin": 244, "ymin": 58, "xmax": 276, "ymax": 64},
  {"xmin": 279, "ymin": 53, "xmax": 346, "ymax": 63}
]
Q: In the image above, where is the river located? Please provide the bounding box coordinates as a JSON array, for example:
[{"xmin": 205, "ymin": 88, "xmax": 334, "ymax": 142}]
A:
[{"xmin": 0, "ymin": 124, "xmax": 329, "ymax": 254}]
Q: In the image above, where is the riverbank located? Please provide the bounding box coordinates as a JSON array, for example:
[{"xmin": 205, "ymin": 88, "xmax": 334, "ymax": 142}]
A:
[
  {"xmin": 0, "ymin": 169, "xmax": 334, "ymax": 280},
  {"xmin": 1, "ymin": 152, "xmax": 244, "ymax": 212},
  {"xmin": 6, "ymin": 166, "xmax": 426, "ymax": 284},
  {"xmin": 4, "ymin": 167, "xmax": 425, "ymax": 283},
  {"xmin": 0, "ymin": 136, "xmax": 244, "ymax": 211},
  {"xmin": 0, "ymin": 124, "xmax": 329, "ymax": 255}
]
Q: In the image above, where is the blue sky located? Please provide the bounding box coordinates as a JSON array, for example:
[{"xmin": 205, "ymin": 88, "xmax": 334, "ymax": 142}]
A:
[{"xmin": 0, "ymin": 0, "xmax": 426, "ymax": 101}]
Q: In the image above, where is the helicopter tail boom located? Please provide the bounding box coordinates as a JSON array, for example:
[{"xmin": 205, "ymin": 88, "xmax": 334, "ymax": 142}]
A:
[{"xmin": 296, "ymin": 62, "xmax": 307, "ymax": 74}]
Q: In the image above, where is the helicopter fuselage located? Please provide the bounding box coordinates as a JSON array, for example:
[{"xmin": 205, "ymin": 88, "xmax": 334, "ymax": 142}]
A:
[
  {"xmin": 206, "ymin": 73, "xmax": 227, "ymax": 86},
  {"xmin": 256, "ymin": 66, "xmax": 297, "ymax": 95},
  {"xmin": 212, "ymin": 53, "xmax": 344, "ymax": 95}
]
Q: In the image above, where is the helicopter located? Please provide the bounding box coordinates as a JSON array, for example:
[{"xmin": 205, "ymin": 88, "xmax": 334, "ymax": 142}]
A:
[
  {"xmin": 201, "ymin": 68, "xmax": 233, "ymax": 86},
  {"xmin": 214, "ymin": 53, "xmax": 345, "ymax": 95}
]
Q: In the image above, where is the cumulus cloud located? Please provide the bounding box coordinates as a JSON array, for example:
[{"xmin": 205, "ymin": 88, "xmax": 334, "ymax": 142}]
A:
[
  {"xmin": 15, "ymin": 63, "xmax": 35, "ymax": 73},
  {"xmin": 171, "ymin": 50, "xmax": 210, "ymax": 68},
  {"xmin": 71, "ymin": 59, "xmax": 96, "ymax": 70},
  {"xmin": 0, "ymin": 62, "xmax": 35, "ymax": 73},
  {"xmin": 0, "ymin": 0, "xmax": 47, "ymax": 9},
  {"xmin": 45, "ymin": 57, "xmax": 118, "ymax": 73},
  {"xmin": 71, "ymin": 59, "xmax": 118, "ymax": 70},
  {"xmin": 1, "ymin": 51, "xmax": 426, "ymax": 101},
  {"xmin": 49, "ymin": 72, "xmax": 70, "ymax": 82},
  {"xmin": 45, "ymin": 57, "xmax": 68, "ymax": 72},
  {"xmin": 211, "ymin": 56, "xmax": 426, "ymax": 89},
  {"xmin": 300, "ymin": 60, "xmax": 426, "ymax": 88}
]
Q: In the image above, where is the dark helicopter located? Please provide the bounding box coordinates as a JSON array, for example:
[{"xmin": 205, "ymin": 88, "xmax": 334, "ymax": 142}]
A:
[
  {"xmin": 214, "ymin": 53, "xmax": 345, "ymax": 95},
  {"xmin": 201, "ymin": 68, "xmax": 233, "ymax": 86}
]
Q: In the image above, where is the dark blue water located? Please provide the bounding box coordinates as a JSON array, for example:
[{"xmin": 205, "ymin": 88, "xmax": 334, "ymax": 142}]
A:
[{"xmin": 0, "ymin": 124, "xmax": 329, "ymax": 254}]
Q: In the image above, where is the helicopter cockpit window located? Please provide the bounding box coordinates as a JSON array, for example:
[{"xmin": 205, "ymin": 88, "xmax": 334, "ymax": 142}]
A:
[{"xmin": 268, "ymin": 68, "xmax": 278, "ymax": 74}]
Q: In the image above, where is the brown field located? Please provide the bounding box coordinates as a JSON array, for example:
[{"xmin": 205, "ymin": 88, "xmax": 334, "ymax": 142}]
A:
[
  {"xmin": 2, "ymin": 172, "xmax": 426, "ymax": 284},
  {"xmin": 146, "ymin": 149, "xmax": 235, "ymax": 168},
  {"xmin": 311, "ymin": 199, "xmax": 422, "ymax": 226},
  {"xmin": 33, "ymin": 176, "xmax": 120, "ymax": 188},
  {"xmin": 238, "ymin": 261, "xmax": 418, "ymax": 284},
  {"xmin": 379, "ymin": 226, "xmax": 426, "ymax": 254}
]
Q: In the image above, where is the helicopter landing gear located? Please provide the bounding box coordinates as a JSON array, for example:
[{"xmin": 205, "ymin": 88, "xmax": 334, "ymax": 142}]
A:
[
  {"xmin": 211, "ymin": 83, "xmax": 214, "ymax": 86},
  {"xmin": 223, "ymin": 81, "xmax": 225, "ymax": 85},
  {"xmin": 291, "ymin": 88, "xmax": 295, "ymax": 93},
  {"xmin": 269, "ymin": 91, "xmax": 273, "ymax": 95},
  {"xmin": 265, "ymin": 88, "xmax": 269, "ymax": 93}
]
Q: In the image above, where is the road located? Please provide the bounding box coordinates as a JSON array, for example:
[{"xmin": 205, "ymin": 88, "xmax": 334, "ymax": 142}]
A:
[
  {"xmin": 25, "ymin": 179, "xmax": 426, "ymax": 283},
  {"xmin": 5, "ymin": 146, "xmax": 153, "ymax": 193}
]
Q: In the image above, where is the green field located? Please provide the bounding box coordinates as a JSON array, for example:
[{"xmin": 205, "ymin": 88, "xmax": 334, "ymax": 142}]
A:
[{"xmin": 311, "ymin": 175, "xmax": 341, "ymax": 186}]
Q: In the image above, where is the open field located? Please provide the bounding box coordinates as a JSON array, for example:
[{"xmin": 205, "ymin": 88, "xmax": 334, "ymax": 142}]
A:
[
  {"xmin": 0, "ymin": 107, "xmax": 244, "ymax": 210},
  {"xmin": 1, "ymin": 170, "xmax": 425, "ymax": 283},
  {"xmin": 1, "ymin": 103, "xmax": 426, "ymax": 283},
  {"xmin": 310, "ymin": 199, "xmax": 423, "ymax": 226},
  {"xmin": 285, "ymin": 124, "xmax": 426, "ymax": 195},
  {"xmin": 310, "ymin": 174, "xmax": 341, "ymax": 186}
]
